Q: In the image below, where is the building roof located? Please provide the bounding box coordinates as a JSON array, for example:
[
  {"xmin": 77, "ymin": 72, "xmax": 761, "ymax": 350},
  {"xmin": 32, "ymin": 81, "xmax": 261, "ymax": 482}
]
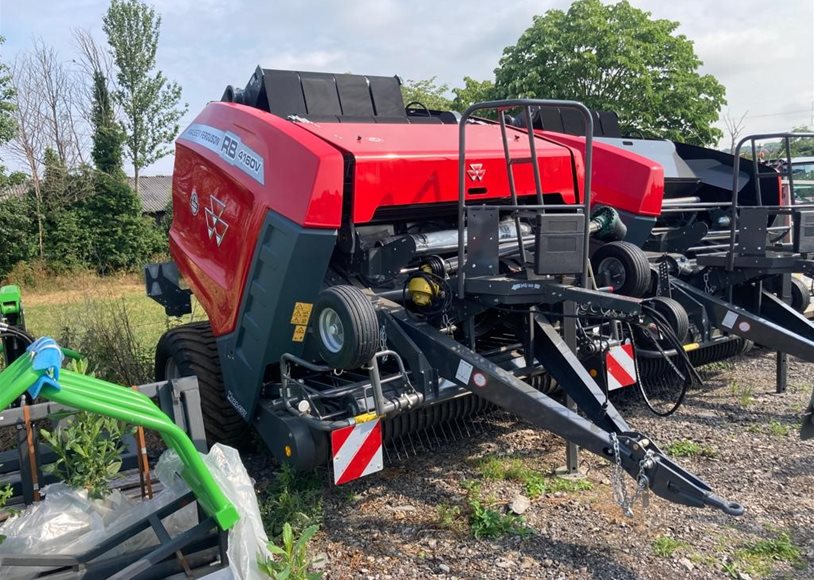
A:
[
  {"xmin": 128, "ymin": 175, "xmax": 172, "ymax": 213},
  {"xmin": 0, "ymin": 175, "xmax": 172, "ymax": 214}
]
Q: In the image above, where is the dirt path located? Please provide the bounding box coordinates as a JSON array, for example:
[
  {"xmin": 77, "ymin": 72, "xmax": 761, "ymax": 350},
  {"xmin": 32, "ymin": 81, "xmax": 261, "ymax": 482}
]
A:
[{"xmin": 266, "ymin": 351, "xmax": 814, "ymax": 579}]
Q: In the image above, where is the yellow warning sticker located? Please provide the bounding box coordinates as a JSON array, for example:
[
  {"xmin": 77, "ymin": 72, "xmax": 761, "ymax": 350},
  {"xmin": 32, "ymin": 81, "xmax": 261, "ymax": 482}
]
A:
[
  {"xmin": 290, "ymin": 302, "xmax": 313, "ymax": 326},
  {"xmin": 292, "ymin": 325, "xmax": 307, "ymax": 342}
]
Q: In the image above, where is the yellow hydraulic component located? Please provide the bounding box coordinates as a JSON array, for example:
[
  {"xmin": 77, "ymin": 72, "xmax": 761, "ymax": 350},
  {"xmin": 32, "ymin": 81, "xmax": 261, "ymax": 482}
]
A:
[{"xmin": 408, "ymin": 264, "xmax": 441, "ymax": 307}]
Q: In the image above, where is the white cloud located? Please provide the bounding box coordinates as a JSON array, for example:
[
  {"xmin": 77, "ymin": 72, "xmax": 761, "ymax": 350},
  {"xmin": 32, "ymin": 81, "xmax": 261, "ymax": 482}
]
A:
[{"xmin": 2, "ymin": 0, "xmax": 813, "ymax": 173}]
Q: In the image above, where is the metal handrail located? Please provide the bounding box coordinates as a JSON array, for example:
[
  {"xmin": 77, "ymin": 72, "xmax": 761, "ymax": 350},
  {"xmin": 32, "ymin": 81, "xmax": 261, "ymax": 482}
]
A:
[
  {"xmin": 728, "ymin": 132, "xmax": 814, "ymax": 270},
  {"xmin": 457, "ymin": 99, "xmax": 594, "ymax": 297}
]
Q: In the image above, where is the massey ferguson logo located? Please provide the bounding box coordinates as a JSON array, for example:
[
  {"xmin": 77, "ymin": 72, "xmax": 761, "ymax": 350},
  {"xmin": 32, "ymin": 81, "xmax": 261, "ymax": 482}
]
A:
[
  {"xmin": 205, "ymin": 196, "xmax": 229, "ymax": 247},
  {"xmin": 467, "ymin": 163, "xmax": 486, "ymax": 181}
]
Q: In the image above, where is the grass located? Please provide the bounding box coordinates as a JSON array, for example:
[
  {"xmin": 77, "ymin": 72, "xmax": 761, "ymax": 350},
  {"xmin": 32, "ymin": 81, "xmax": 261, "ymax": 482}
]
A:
[
  {"xmin": 259, "ymin": 463, "xmax": 325, "ymax": 539},
  {"xmin": 730, "ymin": 380, "xmax": 755, "ymax": 407},
  {"xmin": 462, "ymin": 481, "xmax": 531, "ymax": 540},
  {"xmin": 768, "ymin": 420, "xmax": 793, "ymax": 437},
  {"xmin": 652, "ymin": 535, "xmax": 689, "ymax": 558},
  {"xmin": 725, "ymin": 532, "xmax": 804, "ymax": 578},
  {"xmin": 475, "ymin": 454, "xmax": 592, "ymax": 499},
  {"xmin": 19, "ymin": 272, "xmax": 206, "ymax": 384},
  {"xmin": 664, "ymin": 439, "xmax": 716, "ymax": 459}
]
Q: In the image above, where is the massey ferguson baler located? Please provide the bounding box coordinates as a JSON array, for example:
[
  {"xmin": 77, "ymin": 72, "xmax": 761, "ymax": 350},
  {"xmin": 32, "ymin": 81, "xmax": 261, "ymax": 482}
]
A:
[{"xmin": 146, "ymin": 67, "xmax": 744, "ymax": 516}]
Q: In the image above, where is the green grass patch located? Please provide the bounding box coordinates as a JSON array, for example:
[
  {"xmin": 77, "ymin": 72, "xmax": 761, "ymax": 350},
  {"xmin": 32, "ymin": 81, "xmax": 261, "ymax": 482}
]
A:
[
  {"xmin": 435, "ymin": 503, "xmax": 464, "ymax": 531},
  {"xmin": 724, "ymin": 532, "xmax": 804, "ymax": 578},
  {"xmin": 730, "ymin": 380, "xmax": 754, "ymax": 407},
  {"xmin": 475, "ymin": 454, "xmax": 592, "ymax": 499},
  {"xmin": 768, "ymin": 420, "xmax": 793, "ymax": 437},
  {"xmin": 664, "ymin": 439, "xmax": 716, "ymax": 459},
  {"xmin": 462, "ymin": 481, "xmax": 530, "ymax": 540},
  {"xmin": 259, "ymin": 464, "xmax": 325, "ymax": 539},
  {"xmin": 652, "ymin": 535, "xmax": 689, "ymax": 558}
]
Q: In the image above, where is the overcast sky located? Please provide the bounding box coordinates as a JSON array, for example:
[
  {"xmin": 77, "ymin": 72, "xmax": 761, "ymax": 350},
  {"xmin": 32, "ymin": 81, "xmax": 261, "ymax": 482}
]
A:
[{"xmin": 1, "ymin": 0, "xmax": 812, "ymax": 175}]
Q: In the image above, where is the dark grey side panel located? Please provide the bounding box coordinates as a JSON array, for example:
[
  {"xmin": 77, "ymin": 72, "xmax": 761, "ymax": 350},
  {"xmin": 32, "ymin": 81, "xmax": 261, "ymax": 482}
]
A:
[
  {"xmin": 617, "ymin": 209, "xmax": 656, "ymax": 246},
  {"xmin": 216, "ymin": 211, "xmax": 337, "ymax": 421}
]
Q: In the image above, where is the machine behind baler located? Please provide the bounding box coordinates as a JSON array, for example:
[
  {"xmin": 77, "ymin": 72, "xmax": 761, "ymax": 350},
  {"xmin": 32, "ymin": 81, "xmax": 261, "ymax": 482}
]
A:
[
  {"xmin": 147, "ymin": 67, "xmax": 743, "ymax": 517},
  {"xmin": 515, "ymin": 106, "xmax": 814, "ymax": 418}
]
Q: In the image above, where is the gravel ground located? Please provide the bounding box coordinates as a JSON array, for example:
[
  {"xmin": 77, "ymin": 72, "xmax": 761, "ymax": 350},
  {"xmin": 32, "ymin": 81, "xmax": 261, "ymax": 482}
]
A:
[{"xmin": 250, "ymin": 350, "xmax": 814, "ymax": 579}]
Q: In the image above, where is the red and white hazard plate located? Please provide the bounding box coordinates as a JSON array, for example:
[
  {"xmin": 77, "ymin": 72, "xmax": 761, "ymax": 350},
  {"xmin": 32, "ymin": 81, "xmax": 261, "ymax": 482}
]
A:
[
  {"xmin": 331, "ymin": 418, "xmax": 383, "ymax": 485},
  {"xmin": 605, "ymin": 343, "xmax": 637, "ymax": 391}
]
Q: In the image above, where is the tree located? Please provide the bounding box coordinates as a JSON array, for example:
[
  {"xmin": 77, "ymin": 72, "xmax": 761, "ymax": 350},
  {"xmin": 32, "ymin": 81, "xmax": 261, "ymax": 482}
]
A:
[
  {"xmin": 494, "ymin": 0, "xmax": 726, "ymax": 146},
  {"xmin": 0, "ymin": 36, "xmax": 18, "ymax": 187},
  {"xmin": 784, "ymin": 126, "xmax": 814, "ymax": 158},
  {"xmin": 90, "ymin": 70, "xmax": 124, "ymax": 175},
  {"xmin": 103, "ymin": 0, "xmax": 187, "ymax": 194},
  {"xmin": 723, "ymin": 110, "xmax": 749, "ymax": 154},
  {"xmin": 452, "ymin": 77, "xmax": 495, "ymax": 112},
  {"xmin": 401, "ymin": 77, "xmax": 452, "ymax": 111},
  {"xmin": 7, "ymin": 54, "xmax": 47, "ymax": 257},
  {"xmin": 0, "ymin": 36, "xmax": 15, "ymax": 146}
]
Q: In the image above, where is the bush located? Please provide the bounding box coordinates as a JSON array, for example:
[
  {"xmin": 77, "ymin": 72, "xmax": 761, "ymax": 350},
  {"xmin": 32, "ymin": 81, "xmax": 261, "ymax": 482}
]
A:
[
  {"xmin": 40, "ymin": 411, "xmax": 131, "ymax": 499},
  {"xmin": 58, "ymin": 297, "xmax": 153, "ymax": 385},
  {"xmin": 0, "ymin": 196, "xmax": 36, "ymax": 278}
]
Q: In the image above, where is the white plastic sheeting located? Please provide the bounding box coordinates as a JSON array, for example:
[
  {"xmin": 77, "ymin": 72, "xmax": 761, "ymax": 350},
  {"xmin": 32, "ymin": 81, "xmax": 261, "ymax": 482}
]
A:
[{"xmin": 0, "ymin": 443, "xmax": 270, "ymax": 580}]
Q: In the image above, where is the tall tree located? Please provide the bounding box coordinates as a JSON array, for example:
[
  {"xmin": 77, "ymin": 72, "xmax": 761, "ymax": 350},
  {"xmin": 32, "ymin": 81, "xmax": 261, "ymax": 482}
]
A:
[
  {"xmin": 0, "ymin": 36, "xmax": 14, "ymax": 146},
  {"xmin": 401, "ymin": 77, "xmax": 452, "ymax": 111},
  {"xmin": 103, "ymin": 0, "xmax": 187, "ymax": 194},
  {"xmin": 7, "ymin": 54, "xmax": 47, "ymax": 257},
  {"xmin": 452, "ymin": 77, "xmax": 495, "ymax": 112},
  {"xmin": 494, "ymin": 0, "xmax": 726, "ymax": 146},
  {"xmin": 0, "ymin": 36, "xmax": 18, "ymax": 188},
  {"xmin": 90, "ymin": 71, "xmax": 124, "ymax": 174},
  {"xmin": 722, "ymin": 110, "xmax": 749, "ymax": 155}
]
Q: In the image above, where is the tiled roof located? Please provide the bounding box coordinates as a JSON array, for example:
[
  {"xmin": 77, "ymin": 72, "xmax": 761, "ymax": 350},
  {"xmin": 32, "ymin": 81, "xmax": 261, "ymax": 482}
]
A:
[
  {"xmin": 0, "ymin": 175, "xmax": 172, "ymax": 213},
  {"xmin": 128, "ymin": 175, "xmax": 172, "ymax": 213}
]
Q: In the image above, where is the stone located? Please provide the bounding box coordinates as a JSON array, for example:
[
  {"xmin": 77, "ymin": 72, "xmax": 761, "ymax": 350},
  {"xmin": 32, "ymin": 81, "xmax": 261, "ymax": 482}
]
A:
[
  {"xmin": 509, "ymin": 494, "xmax": 531, "ymax": 515},
  {"xmin": 439, "ymin": 563, "xmax": 451, "ymax": 574},
  {"xmin": 678, "ymin": 557, "xmax": 694, "ymax": 572}
]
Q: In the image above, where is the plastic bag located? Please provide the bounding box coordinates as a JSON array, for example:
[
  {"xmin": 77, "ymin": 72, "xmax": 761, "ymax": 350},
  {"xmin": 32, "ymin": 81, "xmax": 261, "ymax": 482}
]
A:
[
  {"xmin": 0, "ymin": 443, "xmax": 266, "ymax": 580},
  {"xmin": 158, "ymin": 443, "xmax": 271, "ymax": 579}
]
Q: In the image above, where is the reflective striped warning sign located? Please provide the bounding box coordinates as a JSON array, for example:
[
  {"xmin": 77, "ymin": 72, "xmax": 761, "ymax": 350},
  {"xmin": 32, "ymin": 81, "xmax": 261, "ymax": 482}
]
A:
[
  {"xmin": 331, "ymin": 419, "xmax": 383, "ymax": 485},
  {"xmin": 606, "ymin": 343, "xmax": 637, "ymax": 391}
]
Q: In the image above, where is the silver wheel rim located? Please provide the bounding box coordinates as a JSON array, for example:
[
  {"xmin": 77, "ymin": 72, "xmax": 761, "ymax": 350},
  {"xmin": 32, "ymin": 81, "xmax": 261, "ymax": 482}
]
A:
[
  {"xmin": 319, "ymin": 308, "xmax": 345, "ymax": 353},
  {"xmin": 598, "ymin": 256, "xmax": 627, "ymax": 289},
  {"xmin": 164, "ymin": 358, "xmax": 181, "ymax": 380}
]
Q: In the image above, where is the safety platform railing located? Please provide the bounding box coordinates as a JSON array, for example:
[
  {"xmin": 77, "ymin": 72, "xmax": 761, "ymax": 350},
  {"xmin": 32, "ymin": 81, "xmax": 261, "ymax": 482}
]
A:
[{"xmin": 456, "ymin": 99, "xmax": 595, "ymax": 297}]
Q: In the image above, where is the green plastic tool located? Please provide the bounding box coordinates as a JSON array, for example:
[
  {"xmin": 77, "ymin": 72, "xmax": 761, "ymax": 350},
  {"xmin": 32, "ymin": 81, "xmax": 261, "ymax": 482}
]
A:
[{"xmin": 0, "ymin": 347, "xmax": 239, "ymax": 530}]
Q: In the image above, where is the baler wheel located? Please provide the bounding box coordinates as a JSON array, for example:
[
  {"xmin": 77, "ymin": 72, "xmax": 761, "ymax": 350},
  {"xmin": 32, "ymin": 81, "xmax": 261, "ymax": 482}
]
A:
[
  {"xmin": 591, "ymin": 242, "xmax": 650, "ymax": 297},
  {"xmin": 790, "ymin": 277, "xmax": 812, "ymax": 314},
  {"xmin": 313, "ymin": 285, "xmax": 379, "ymax": 370},
  {"xmin": 155, "ymin": 321, "xmax": 248, "ymax": 447},
  {"xmin": 646, "ymin": 296, "xmax": 690, "ymax": 344}
]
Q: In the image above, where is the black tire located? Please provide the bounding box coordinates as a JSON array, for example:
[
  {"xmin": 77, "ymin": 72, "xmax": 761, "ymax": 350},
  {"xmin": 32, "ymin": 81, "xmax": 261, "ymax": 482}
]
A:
[
  {"xmin": 312, "ymin": 286, "xmax": 379, "ymax": 370},
  {"xmin": 591, "ymin": 241, "xmax": 650, "ymax": 297},
  {"xmin": 790, "ymin": 277, "xmax": 812, "ymax": 314},
  {"xmin": 646, "ymin": 296, "xmax": 690, "ymax": 344},
  {"xmin": 155, "ymin": 321, "xmax": 248, "ymax": 448}
]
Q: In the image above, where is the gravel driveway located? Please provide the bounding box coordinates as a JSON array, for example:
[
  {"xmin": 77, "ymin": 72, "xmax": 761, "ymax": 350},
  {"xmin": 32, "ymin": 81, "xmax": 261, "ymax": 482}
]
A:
[{"xmin": 261, "ymin": 350, "xmax": 814, "ymax": 579}]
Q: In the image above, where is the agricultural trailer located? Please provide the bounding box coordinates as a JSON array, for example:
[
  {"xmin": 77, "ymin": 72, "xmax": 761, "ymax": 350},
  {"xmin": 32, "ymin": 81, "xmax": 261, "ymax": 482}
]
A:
[{"xmin": 146, "ymin": 67, "xmax": 742, "ymax": 516}]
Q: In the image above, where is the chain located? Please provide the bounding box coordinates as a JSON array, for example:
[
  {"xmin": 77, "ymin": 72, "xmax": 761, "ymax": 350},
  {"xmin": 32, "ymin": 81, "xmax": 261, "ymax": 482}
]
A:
[
  {"xmin": 609, "ymin": 433, "xmax": 653, "ymax": 517},
  {"xmin": 703, "ymin": 271, "xmax": 711, "ymax": 294}
]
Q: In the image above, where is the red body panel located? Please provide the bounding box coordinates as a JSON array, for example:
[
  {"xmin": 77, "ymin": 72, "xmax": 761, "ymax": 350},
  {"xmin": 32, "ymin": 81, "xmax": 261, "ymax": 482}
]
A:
[
  {"xmin": 170, "ymin": 102, "xmax": 346, "ymax": 336},
  {"xmin": 538, "ymin": 132, "xmax": 664, "ymax": 216},
  {"xmin": 300, "ymin": 123, "xmax": 582, "ymax": 223}
]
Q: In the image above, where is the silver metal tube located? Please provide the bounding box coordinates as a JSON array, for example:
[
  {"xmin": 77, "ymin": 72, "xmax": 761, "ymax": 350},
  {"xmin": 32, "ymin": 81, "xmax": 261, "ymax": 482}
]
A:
[{"xmin": 407, "ymin": 220, "xmax": 532, "ymax": 255}]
